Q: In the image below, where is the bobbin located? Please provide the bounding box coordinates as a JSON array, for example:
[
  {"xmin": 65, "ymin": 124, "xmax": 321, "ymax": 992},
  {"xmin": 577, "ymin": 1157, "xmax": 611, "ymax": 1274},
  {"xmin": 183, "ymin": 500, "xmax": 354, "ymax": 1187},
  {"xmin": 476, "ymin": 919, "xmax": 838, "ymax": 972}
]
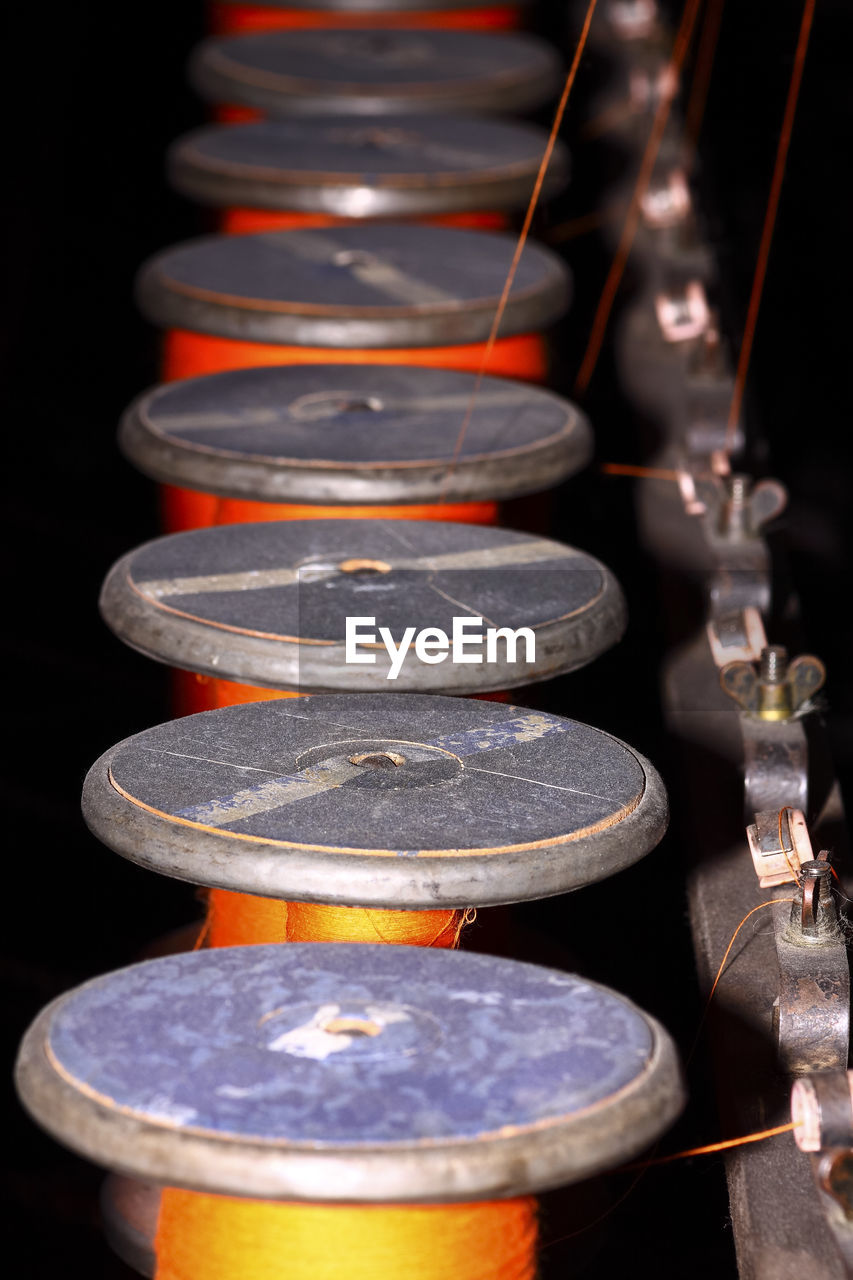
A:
[
  {"xmin": 83, "ymin": 693, "xmax": 668, "ymax": 906},
  {"xmin": 136, "ymin": 224, "xmax": 570, "ymax": 355},
  {"xmin": 17, "ymin": 944, "xmax": 684, "ymax": 1213},
  {"xmin": 168, "ymin": 115, "xmax": 568, "ymax": 225},
  {"xmin": 98, "ymin": 519, "xmax": 627, "ymax": 695},
  {"xmin": 212, "ymin": 0, "xmax": 532, "ymax": 15},
  {"xmin": 119, "ymin": 365, "xmax": 592, "ymax": 510},
  {"xmin": 189, "ymin": 28, "xmax": 562, "ymax": 118}
]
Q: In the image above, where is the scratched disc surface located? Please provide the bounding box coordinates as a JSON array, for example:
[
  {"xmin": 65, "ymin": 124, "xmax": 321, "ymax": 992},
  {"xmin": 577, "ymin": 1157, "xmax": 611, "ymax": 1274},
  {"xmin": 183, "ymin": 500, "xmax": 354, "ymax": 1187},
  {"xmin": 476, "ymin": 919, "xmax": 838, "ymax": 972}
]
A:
[
  {"xmin": 189, "ymin": 29, "xmax": 562, "ymax": 118},
  {"xmin": 135, "ymin": 224, "xmax": 570, "ymax": 348},
  {"xmin": 168, "ymin": 116, "xmax": 568, "ymax": 218},
  {"xmin": 82, "ymin": 694, "xmax": 667, "ymax": 905},
  {"xmin": 99, "ymin": 519, "xmax": 626, "ymax": 693},
  {"xmin": 17, "ymin": 944, "xmax": 683, "ymax": 1200},
  {"xmin": 119, "ymin": 365, "xmax": 592, "ymax": 504}
]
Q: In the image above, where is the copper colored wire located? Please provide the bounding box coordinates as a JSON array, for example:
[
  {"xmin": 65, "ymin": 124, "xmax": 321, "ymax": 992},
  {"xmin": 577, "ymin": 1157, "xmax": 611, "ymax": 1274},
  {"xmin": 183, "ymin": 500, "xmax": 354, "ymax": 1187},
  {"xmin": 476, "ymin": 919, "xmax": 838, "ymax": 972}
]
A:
[
  {"xmin": 438, "ymin": 0, "xmax": 600, "ymax": 502},
  {"xmin": 725, "ymin": 0, "xmax": 816, "ymax": 453},
  {"xmin": 574, "ymin": 0, "xmax": 704, "ymax": 396}
]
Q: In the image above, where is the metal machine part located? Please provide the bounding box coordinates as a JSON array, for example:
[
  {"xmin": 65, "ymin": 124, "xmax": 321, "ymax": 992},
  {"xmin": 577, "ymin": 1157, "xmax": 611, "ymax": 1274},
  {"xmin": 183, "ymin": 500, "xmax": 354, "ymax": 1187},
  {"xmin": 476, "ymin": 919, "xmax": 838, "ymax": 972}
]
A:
[
  {"xmin": 774, "ymin": 864, "xmax": 849, "ymax": 1076},
  {"xmin": 747, "ymin": 806, "xmax": 811, "ymax": 887},
  {"xmin": 721, "ymin": 646, "xmax": 827, "ymax": 721}
]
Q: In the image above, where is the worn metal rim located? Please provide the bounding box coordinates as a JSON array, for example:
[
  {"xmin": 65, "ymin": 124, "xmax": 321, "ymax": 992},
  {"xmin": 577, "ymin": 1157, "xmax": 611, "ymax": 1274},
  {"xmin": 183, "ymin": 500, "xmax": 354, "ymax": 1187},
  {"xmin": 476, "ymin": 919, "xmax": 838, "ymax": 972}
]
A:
[
  {"xmin": 188, "ymin": 32, "xmax": 562, "ymax": 118},
  {"xmin": 167, "ymin": 120, "xmax": 568, "ymax": 217},
  {"xmin": 118, "ymin": 372, "xmax": 592, "ymax": 505},
  {"xmin": 135, "ymin": 231, "xmax": 571, "ymax": 349},
  {"xmin": 17, "ymin": 981, "xmax": 682, "ymax": 1203},
  {"xmin": 98, "ymin": 534, "xmax": 627, "ymax": 695}
]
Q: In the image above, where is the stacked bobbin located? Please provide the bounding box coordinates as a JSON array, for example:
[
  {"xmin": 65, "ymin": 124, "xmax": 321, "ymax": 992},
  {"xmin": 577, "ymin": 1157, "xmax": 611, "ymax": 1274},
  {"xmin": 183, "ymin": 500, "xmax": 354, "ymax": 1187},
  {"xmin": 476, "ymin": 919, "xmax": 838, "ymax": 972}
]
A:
[
  {"xmin": 137, "ymin": 224, "xmax": 570, "ymax": 382},
  {"xmin": 13, "ymin": 5, "xmax": 692, "ymax": 1277},
  {"xmin": 97, "ymin": 518, "xmax": 628, "ymax": 709},
  {"xmin": 80, "ymin": 687, "xmax": 671, "ymax": 1265},
  {"xmin": 168, "ymin": 114, "xmax": 569, "ymax": 233},
  {"xmin": 190, "ymin": 27, "xmax": 561, "ymax": 121},
  {"xmin": 17, "ymin": 946, "xmax": 684, "ymax": 1279},
  {"xmin": 119, "ymin": 365, "xmax": 592, "ymax": 531}
]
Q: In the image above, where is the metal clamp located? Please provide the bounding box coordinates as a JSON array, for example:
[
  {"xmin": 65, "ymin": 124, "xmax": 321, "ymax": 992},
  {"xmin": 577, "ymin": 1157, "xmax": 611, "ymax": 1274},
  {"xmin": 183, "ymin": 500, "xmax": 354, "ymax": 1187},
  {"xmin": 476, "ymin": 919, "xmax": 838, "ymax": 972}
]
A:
[
  {"xmin": 655, "ymin": 279, "xmax": 709, "ymax": 343},
  {"xmin": 746, "ymin": 807, "xmax": 812, "ymax": 887},
  {"xmin": 721, "ymin": 646, "xmax": 826, "ymax": 721},
  {"xmin": 707, "ymin": 607, "xmax": 767, "ymax": 668},
  {"xmin": 774, "ymin": 853, "xmax": 849, "ymax": 1078}
]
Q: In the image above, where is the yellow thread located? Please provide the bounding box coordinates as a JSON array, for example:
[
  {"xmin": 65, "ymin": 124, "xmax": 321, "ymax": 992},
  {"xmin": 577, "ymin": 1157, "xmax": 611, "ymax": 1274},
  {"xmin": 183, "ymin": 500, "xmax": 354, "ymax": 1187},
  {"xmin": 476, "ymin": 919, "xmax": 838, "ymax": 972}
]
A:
[{"xmin": 154, "ymin": 1191, "xmax": 539, "ymax": 1280}]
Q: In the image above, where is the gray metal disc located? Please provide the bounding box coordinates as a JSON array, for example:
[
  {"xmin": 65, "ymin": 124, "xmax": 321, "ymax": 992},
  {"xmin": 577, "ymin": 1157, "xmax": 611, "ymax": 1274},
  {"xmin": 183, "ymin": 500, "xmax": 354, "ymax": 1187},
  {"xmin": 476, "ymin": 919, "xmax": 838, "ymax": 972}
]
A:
[
  {"xmin": 189, "ymin": 29, "xmax": 562, "ymax": 118},
  {"xmin": 168, "ymin": 116, "xmax": 568, "ymax": 218},
  {"xmin": 98, "ymin": 519, "xmax": 627, "ymax": 693},
  {"xmin": 16, "ymin": 944, "xmax": 684, "ymax": 1202},
  {"xmin": 135, "ymin": 224, "xmax": 571, "ymax": 349},
  {"xmin": 82, "ymin": 694, "xmax": 668, "ymax": 906},
  {"xmin": 119, "ymin": 365, "xmax": 592, "ymax": 505}
]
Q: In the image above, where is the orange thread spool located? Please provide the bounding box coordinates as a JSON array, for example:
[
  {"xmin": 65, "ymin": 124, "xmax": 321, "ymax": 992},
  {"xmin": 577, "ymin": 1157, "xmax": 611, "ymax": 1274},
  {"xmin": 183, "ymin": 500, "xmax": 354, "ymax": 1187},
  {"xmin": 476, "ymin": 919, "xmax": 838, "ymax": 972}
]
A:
[
  {"xmin": 162, "ymin": 329, "xmax": 549, "ymax": 384},
  {"xmin": 160, "ymin": 486, "xmax": 499, "ymax": 534},
  {"xmin": 155, "ymin": 1190, "xmax": 538, "ymax": 1280},
  {"xmin": 206, "ymin": 888, "xmax": 463, "ymax": 948},
  {"xmin": 171, "ymin": 669, "xmax": 302, "ymax": 716},
  {"xmin": 221, "ymin": 207, "xmax": 509, "ymax": 233},
  {"xmin": 208, "ymin": 4, "xmax": 525, "ymax": 34}
]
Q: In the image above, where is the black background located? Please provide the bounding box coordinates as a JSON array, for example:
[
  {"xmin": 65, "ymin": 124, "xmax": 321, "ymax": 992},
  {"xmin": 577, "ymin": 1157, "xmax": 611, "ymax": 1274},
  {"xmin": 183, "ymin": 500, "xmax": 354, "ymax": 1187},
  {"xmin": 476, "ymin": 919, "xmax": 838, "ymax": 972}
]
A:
[{"xmin": 2, "ymin": 1, "xmax": 851, "ymax": 1274}]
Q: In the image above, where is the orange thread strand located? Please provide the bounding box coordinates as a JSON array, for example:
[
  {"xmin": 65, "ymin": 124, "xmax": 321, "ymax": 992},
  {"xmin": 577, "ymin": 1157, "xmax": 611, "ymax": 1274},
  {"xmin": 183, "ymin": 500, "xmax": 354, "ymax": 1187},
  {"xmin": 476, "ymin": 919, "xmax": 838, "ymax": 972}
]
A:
[
  {"xmin": 685, "ymin": 0, "xmax": 726, "ymax": 146},
  {"xmin": 155, "ymin": 1191, "xmax": 538, "ymax": 1280},
  {"xmin": 206, "ymin": 888, "xmax": 467, "ymax": 950},
  {"xmin": 574, "ymin": 0, "xmax": 703, "ymax": 395},
  {"xmin": 725, "ymin": 0, "xmax": 816, "ymax": 452},
  {"xmin": 438, "ymin": 0, "xmax": 599, "ymax": 501},
  {"xmin": 543, "ymin": 896, "xmax": 799, "ymax": 1250},
  {"xmin": 620, "ymin": 1122, "xmax": 795, "ymax": 1172},
  {"xmin": 687, "ymin": 897, "xmax": 795, "ymax": 1066}
]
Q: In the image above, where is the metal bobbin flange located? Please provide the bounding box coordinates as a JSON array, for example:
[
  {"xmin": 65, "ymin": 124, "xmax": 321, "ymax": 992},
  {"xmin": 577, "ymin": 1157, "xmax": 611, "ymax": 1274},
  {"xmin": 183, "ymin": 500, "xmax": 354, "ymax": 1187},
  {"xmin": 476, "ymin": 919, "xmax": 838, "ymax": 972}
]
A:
[
  {"xmin": 82, "ymin": 693, "xmax": 669, "ymax": 907},
  {"xmin": 98, "ymin": 519, "xmax": 627, "ymax": 694}
]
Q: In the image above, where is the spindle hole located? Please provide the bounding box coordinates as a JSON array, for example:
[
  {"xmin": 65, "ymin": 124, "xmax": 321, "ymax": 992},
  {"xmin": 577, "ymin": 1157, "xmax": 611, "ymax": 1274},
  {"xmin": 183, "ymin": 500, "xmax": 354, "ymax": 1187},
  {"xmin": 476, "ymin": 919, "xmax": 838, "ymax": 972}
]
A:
[
  {"xmin": 290, "ymin": 391, "xmax": 384, "ymax": 421},
  {"xmin": 349, "ymin": 750, "xmax": 406, "ymax": 770},
  {"xmin": 321, "ymin": 1016, "xmax": 383, "ymax": 1038},
  {"xmin": 338, "ymin": 558, "xmax": 392, "ymax": 575},
  {"xmin": 333, "ymin": 249, "xmax": 376, "ymax": 269}
]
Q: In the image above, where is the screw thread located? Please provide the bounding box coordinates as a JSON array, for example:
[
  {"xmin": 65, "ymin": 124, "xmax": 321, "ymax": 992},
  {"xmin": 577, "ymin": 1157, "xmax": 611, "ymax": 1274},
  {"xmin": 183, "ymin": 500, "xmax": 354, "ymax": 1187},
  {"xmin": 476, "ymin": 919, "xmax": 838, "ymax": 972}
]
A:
[{"xmin": 760, "ymin": 645, "xmax": 788, "ymax": 685}]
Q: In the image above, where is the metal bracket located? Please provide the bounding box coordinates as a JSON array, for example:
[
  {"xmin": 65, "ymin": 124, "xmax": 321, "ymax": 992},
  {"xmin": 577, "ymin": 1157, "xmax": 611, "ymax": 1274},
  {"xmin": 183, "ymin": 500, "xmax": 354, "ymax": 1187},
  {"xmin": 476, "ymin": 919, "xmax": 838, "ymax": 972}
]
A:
[
  {"xmin": 721, "ymin": 646, "xmax": 827, "ymax": 720},
  {"xmin": 774, "ymin": 865, "xmax": 849, "ymax": 1077},
  {"xmin": 747, "ymin": 807, "xmax": 812, "ymax": 887}
]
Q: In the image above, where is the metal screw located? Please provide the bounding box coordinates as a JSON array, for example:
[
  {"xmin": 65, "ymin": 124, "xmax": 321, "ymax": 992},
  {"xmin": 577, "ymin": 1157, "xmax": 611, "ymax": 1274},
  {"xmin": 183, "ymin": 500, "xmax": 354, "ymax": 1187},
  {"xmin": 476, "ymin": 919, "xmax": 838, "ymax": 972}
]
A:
[
  {"xmin": 788, "ymin": 856, "xmax": 841, "ymax": 943},
  {"xmin": 719, "ymin": 473, "xmax": 750, "ymax": 538},
  {"xmin": 760, "ymin": 645, "xmax": 788, "ymax": 684}
]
